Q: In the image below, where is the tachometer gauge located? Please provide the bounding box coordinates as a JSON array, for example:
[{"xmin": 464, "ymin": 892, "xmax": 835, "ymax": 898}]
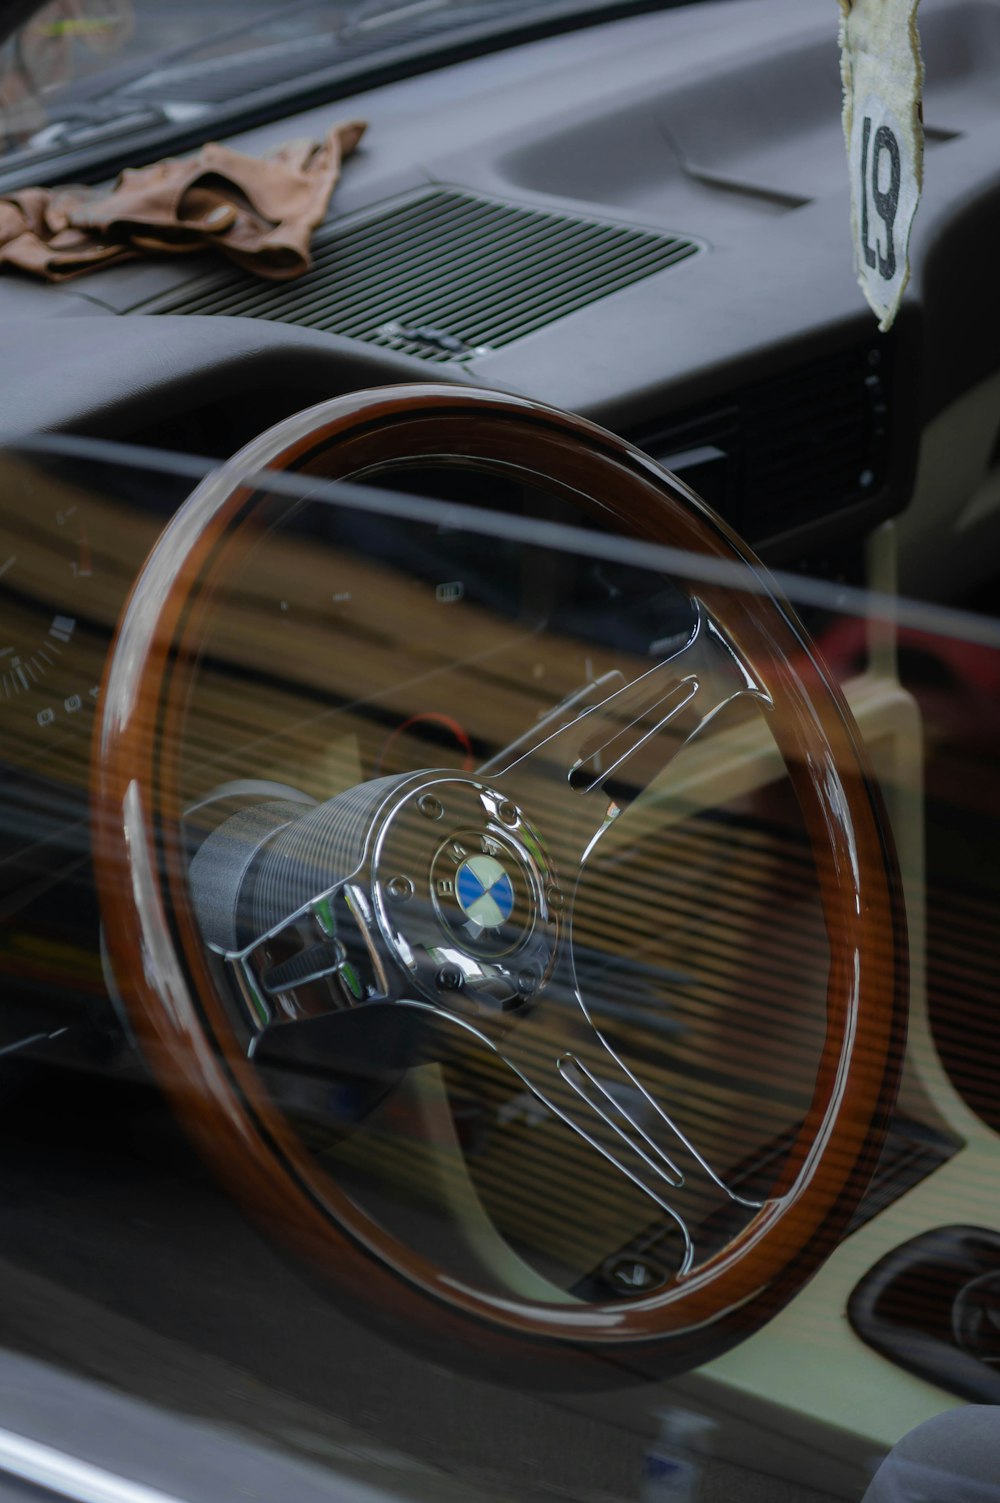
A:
[{"xmin": 375, "ymin": 712, "xmax": 475, "ymax": 777}]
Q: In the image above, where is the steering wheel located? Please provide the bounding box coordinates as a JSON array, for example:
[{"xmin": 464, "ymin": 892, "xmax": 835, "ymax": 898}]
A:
[{"xmin": 93, "ymin": 384, "xmax": 905, "ymax": 1386}]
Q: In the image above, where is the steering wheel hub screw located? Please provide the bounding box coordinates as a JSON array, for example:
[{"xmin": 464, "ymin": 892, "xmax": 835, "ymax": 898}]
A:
[
  {"xmin": 546, "ymin": 885, "xmax": 565, "ymax": 914},
  {"xmin": 436, "ymin": 965, "xmax": 464, "ymax": 994},
  {"xmin": 386, "ymin": 874, "xmax": 414, "ymax": 902},
  {"xmin": 497, "ymin": 799, "xmax": 519, "ymax": 827},
  {"xmin": 516, "ymin": 966, "xmax": 540, "ymax": 997},
  {"xmin": 418, "ymin": 793, "xmax": 444, "ymax": 820}
]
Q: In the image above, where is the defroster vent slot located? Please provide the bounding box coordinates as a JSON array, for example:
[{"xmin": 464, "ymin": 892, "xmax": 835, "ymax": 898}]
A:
[{"xmin": 127, "ymin": 188, "xmax": 702, "ymax": 363}]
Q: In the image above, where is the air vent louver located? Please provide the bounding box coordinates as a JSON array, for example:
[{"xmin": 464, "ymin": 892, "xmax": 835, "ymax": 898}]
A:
[
  {"xmin": 127, "ymin": 189, "xmax": 701, "ymax": 362},
  {"xmin": 638, "ymin": 344, "xmax": 892, "ymax": 544},
  {"xmin": 739, "ymin": 347, "xmax": 889, "ymax": 538}
]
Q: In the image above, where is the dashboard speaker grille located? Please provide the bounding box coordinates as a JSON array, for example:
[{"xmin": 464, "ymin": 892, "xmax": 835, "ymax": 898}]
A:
[{"xmin": 127, "ymin": 189, "xmax": 701, "ymax": 362}]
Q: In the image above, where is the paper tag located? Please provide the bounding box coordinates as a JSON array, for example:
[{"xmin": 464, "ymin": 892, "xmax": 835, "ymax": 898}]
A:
[{"xmin": 839, "ymin": 0, "xmax": 924, "ymax": 331}]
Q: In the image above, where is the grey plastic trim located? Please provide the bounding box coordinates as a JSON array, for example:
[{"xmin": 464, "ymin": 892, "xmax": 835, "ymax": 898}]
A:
[
  {"xmin": 0, "ymin": 1428, "xmax": 183, "ymax": 1503},
  {"xmin": 0, "ymin": 1350, "xmax": 413, "ymax": 1503}
]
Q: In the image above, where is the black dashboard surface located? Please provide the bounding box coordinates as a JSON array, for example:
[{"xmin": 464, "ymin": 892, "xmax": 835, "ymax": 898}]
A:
[{"xmin": 2, "ymin": 0, "xmax": 999, "ymax": 560}]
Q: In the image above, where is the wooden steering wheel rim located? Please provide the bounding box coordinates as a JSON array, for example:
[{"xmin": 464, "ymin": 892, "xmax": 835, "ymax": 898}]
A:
[{"xmin": 93, "ymin": 384, "xmax": 906, "ymax": 1385}]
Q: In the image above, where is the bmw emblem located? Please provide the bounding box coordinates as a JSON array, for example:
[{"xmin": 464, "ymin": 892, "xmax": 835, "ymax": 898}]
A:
[
  {"xmin": 455, "ymin": 854, "xmax": 516, "ymax": 928},
  {"xmin": 429, "ymin": 831, "xmax": 532, "ymax": 956}
]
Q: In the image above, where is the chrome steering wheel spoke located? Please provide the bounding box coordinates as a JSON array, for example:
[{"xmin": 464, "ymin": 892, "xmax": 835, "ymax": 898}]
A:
[
  {"xmin": 389, "ymin": 954, "xmax": 767, "ymax": 1277},
  {"xmin": 488, "ymin": 600, "xmax": 771, "ymax": 870}
]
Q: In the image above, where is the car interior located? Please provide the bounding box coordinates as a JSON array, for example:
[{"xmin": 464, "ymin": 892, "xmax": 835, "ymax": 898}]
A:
[{"xmin": 2, "ymin": 1, "xmax": 1000, "ymax": 1500}]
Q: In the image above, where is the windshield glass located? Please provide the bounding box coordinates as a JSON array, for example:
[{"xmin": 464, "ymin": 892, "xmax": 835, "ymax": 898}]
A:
[
  {"xmin": 1, "ymin": 423, "xmax": 998, "ymax": 1502},
  {"xmin": 0, "ymin": 0, "xmax": 729, "ymax": 173}
]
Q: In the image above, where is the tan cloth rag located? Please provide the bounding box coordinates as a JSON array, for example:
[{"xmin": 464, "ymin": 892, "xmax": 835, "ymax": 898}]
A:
[{"xmin": 0, "ymin": 118, "xmax": 366, "ymax": 282}]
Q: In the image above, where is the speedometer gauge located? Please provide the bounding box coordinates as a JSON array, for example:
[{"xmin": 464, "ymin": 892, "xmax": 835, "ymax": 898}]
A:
[
  {"xmin": 0, "ymin": 459, "xmax": 120, "ymax": 789},
  {"xmin": 0, "ymin": 452, "xmax": 163, "ymax": 868},
  {"xmin": 1, "ymin": 515, "xmax": 94, "ymax": 705},
  {"xmin": 1, "ymin": 500, "xmax": 97, "ymax": 705}
]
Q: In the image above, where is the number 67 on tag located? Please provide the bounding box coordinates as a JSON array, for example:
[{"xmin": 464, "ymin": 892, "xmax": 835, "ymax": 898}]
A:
[
  {"xmin": 839, "ymin": 0, "xmax": 924, "ymax": 332},
  {"xmin": 850, "ymin": 97, "xmax": 920, "ymax": 330}
]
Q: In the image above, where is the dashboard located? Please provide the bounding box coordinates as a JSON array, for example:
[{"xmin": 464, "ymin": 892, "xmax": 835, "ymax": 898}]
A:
[{"xmin": 3, "ymin": 2, "xmax": 1000, "ymax": 1501}]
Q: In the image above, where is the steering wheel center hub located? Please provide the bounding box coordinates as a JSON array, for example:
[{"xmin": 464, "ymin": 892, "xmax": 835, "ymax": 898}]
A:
[{"xmin": 372, "ymin": 776, "xmax": 560, "ymax": 1011}]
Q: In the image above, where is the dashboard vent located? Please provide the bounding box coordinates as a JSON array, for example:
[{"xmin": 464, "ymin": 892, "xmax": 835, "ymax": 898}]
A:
[
  {"xmin": 638, "ymin": 343, "xmax": 892, "ymax": 544},
  {"xmin": 127, "ymin": 189, "xmax": 701, "ymax": 362},
  {"xmin": 739, "ymin": 346, "xmax": 889, "ymax": 539}
]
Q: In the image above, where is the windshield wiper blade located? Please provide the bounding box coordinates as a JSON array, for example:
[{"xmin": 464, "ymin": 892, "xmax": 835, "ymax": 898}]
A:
[
  {"xmin": 0, "ymin": 0, "xmax": 724, "ymax": 193},
  {"xmin": 339, "ymin": 0, "xmax": 463, "ymax": 35},
  {"xmin": 37, "ymin": 104, "xmax": 173, "ymax": 150},
  {"xmin": 3, "ymin": 104, "xmax": 174, "ymax": 177}
]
